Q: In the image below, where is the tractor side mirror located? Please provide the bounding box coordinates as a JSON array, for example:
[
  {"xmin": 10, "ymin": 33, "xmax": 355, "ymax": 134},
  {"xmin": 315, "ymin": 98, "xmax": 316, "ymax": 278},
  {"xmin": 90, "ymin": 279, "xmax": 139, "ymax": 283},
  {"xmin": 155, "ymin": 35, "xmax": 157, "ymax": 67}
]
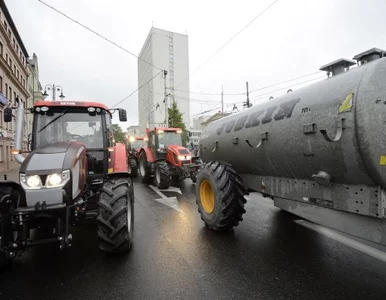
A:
[
  {"xmin": 3, "ymin": 107, "xmax": 12, "ymax": 122},
  {"xmin": 119, "ymin": 109, "xmax": 127, "ymax": 122}
]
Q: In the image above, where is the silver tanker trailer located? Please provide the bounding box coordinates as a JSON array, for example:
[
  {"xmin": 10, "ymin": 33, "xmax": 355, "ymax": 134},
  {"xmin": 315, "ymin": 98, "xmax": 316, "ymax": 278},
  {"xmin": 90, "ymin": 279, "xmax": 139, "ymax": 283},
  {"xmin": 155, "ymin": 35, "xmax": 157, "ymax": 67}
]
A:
[{"xmin": 196, "ymin": 47, "xmax": 386, "ymax": 246}]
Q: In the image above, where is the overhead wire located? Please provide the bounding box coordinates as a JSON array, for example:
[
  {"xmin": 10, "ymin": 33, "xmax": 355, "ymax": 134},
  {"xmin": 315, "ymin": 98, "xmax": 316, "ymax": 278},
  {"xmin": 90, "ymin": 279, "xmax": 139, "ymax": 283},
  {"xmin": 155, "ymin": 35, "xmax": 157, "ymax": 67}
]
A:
[
  {"xmin": 173, "ymin": 0, "xmax": 280, "ymax": 91},
  {"xmin": 37, "ymin": 0, "xmax": 163, "ymax": 72},
  {"xmin": 111, "ymin": 71, "xmax": 163, "ymax": 108},
  {"xmin": 249, "ymin": 75, "xmax": 326, "ymax": 101},
  {"xmin": 249, "ymin": 71, "xmax": 323, "ymax": 94}
]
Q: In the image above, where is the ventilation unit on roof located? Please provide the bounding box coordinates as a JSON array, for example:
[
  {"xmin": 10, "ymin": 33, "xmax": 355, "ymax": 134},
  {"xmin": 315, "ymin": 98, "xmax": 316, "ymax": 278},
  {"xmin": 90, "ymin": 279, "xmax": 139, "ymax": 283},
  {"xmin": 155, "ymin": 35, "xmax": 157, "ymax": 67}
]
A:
[
  {"xmin": 319, "ymin": 58, "xmax": 356, "ymax": 77},
  {"xmin": 353, "ymin": 48, "xmax": 385, "ymax": 65}
]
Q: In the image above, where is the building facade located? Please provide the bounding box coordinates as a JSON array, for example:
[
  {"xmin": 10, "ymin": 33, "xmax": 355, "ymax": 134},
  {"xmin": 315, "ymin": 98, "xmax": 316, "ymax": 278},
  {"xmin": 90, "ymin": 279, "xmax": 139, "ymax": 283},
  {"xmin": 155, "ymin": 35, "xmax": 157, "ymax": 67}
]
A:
[
  {"xmin": 0, "ymin": 1, "xmax": 30, "ymax": 172},
  {"xmin": 127, "ymin": 125, "xmax": 140, "ymax": 137},
  {"xmin": 138, "ymin": 27, "xmax": 190, "ymax": 133},
  {"xmin": 188, "ymin": 129, "xmax": 202, "ymax": 146}
]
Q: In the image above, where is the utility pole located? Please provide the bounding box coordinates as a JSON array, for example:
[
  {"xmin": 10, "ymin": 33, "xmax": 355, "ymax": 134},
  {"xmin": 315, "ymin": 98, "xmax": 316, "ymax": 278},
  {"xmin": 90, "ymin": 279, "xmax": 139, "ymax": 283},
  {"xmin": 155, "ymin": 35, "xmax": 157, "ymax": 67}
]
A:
[
  {"xmin": 52, "ymin": 84, "xmax": 56, "ymax": 101},
  {"xmin": 221, "ymin": 85, "xmax": 224, "ymax": 113},
  {"xmin": 163, "ymin": 70, "xmax": 168, "ymax": 127},
  {"xmin": 245, "ymin": 81, "xmax": 250, "ymax": 108}
]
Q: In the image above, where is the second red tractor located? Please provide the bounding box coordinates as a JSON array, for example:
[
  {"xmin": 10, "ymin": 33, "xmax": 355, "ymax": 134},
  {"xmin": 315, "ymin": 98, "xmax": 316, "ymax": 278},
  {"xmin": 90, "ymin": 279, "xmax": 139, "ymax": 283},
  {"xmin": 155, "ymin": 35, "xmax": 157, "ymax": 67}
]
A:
[{"xmin": 137, "ymin": 127, "xmax": 201, "ymax": 189}]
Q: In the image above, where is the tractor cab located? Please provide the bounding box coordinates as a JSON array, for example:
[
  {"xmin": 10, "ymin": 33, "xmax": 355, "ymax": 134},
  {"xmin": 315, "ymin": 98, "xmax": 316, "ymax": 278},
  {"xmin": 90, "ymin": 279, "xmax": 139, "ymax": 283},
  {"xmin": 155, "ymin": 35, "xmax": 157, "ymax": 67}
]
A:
[
  {"xmin": 128, "ymin": 136, "xmax": 147, "ymax": 153},
  {"xmin": 29, "ymin": 101, "xmax": 125, "ymax": 180},
  {"xmin": 146, "ymin": 127, "xmax": 189, "ymax": 161}
]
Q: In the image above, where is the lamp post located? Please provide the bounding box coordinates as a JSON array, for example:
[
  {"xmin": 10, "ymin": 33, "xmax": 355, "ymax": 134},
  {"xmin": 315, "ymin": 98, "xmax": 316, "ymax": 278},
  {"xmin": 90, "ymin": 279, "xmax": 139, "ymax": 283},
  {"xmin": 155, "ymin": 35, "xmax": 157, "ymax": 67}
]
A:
[{"xmin": 42, "ymin": 84, "xmax": 65, "ymax": 101}]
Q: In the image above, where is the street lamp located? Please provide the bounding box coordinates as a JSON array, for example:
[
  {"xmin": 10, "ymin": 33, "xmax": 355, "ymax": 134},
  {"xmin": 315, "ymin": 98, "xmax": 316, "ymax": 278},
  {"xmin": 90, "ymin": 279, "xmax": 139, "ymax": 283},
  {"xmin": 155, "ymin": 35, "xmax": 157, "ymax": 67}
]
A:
[{"xmin": 43, "ymin": 84, "xmax": 65, "ymax": 101}]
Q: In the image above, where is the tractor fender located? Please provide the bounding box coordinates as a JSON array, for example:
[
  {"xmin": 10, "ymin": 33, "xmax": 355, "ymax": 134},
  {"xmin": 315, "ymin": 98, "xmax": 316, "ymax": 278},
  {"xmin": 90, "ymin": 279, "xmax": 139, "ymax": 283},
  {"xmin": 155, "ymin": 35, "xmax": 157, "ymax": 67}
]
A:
[
  {"xmin": 113, "ymin": 143, "xmax": 128, "ymax": 172},
  {"xmin": 141, "ymin": 146, "xmax": 155, "ymax": 163}
]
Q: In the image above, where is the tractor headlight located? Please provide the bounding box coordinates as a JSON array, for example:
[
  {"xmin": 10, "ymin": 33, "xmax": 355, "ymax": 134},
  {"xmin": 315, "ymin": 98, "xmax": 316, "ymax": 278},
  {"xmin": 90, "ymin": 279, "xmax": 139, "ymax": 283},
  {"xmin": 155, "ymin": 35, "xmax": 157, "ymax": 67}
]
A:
[
  {"xmin": 177, "ymin": 155, "xmax": 191, "ymax": 161},
  {"xmin": 20, "ymin": 174, "xmax": 42, "ymax": 189},
  {"xmin": 46, "ymin": 170, "xmax": 70, "ymax": 188}
]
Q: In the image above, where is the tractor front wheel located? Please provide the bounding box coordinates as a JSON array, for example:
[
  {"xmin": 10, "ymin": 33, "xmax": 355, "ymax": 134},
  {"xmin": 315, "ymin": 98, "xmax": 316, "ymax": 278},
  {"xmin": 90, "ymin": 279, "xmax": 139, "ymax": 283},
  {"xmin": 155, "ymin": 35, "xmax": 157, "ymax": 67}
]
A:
[
  {"xmin": 196, "ymin": 161, "xmax": 247, "ymax": 230},
  {"xmin": 155, "ymin": 161, "xmax": 171, "ymax": 189},
  {"xmin": 129, "ymin": 157, "xmax": 138, "ymax": 178},
  {"xmin": 0, "ymin": 185, "xmax": 18, "ymax": 269},
  {"xmin": 138, "ymin": 151, "xmax": 152, "ymax": 183},
  {"xmin": 97, "ymin": 177, "xmax": 134, "ymax": 253}
]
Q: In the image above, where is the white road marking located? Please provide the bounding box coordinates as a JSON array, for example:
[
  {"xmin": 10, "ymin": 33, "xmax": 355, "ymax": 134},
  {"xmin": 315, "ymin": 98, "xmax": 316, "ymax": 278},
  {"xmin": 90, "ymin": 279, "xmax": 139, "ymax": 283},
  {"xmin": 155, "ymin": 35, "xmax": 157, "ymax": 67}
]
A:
[
  {"xmin": 148, "ymin": 185, "xmax": 182, "ymax": 213},
  {"xmin": 159, "ymin": 186, "xmax": 182, "ymax": 195},
  {"xmin": 295, "ymin": 219, "xmax": 386, "ymax": 263}
]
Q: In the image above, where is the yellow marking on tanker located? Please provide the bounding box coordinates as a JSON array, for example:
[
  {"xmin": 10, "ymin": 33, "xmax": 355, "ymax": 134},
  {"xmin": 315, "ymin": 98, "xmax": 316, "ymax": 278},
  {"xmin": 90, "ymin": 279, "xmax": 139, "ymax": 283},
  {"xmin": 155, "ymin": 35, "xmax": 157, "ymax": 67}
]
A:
[
  {"xmin": 108, "ymin": 168, "xmax": 113, "ymax": 173},
  {"xmin": 339, "ymin": 92, "xmax": 354, "ymax": 113},
  {"xmin": 200, "ymin": 180, "xmax": 215, "ymax": 214},
  {"xmin": 379, "ymin": 156, "xmax": 386, "ymax": 166}
]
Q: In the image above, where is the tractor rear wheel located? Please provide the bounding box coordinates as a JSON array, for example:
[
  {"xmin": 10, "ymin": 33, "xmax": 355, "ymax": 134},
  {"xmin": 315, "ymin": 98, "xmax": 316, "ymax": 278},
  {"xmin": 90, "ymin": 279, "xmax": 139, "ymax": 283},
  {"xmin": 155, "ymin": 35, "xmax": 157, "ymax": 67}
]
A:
[
  {"xmin": 97, "ymin": 177, "xmax": 134, "ymax": 253},
  {"xmin": 196, "ymin": 161, "xmax": 247, "ymax": 230},
  {"xmin": 155, "ymin": 161, "xmax": 171, "ymax": 189},
  {"xmin": 138, "ymin": 151, "xmax": 152, "ymax": 183},
  {"xmin": 129, "ymin": 157, "xmax": 138, "ymax": 178}
]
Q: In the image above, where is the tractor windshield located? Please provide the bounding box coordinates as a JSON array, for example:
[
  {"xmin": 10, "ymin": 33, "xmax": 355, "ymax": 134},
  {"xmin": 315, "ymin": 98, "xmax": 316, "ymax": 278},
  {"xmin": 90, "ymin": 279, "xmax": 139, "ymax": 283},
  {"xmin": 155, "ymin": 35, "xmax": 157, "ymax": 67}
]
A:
[
  {"xmin": 34, "ymin": 108, "xmax": 105, "ymax": 149},
  {"xmin": 131, "ymin": 140, "xmax": 144, "ymax": 149},
  {"xmin": 158, "ymin": 131, "xmax": 182, "ymax": 148}
]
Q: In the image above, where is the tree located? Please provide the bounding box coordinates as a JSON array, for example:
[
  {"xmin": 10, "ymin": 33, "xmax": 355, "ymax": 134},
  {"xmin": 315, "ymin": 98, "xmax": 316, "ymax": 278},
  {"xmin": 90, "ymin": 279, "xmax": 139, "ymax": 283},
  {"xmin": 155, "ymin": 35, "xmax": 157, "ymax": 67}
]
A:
[
  {"xmin": 168, "ymin": 100, "xmax": 189, "ymax": 146},
  {"xmin": 112, "ymin": 124, "xmax": 126, "ymax": 143}
]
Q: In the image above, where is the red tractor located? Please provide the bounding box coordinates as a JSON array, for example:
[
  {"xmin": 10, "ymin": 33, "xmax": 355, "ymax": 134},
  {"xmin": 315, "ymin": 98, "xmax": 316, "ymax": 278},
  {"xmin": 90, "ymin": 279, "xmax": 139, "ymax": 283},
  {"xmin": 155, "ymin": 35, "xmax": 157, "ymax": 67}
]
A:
[
  {"xmin": 127, "ymin": 135, "xmax": 147, "ymax": 177},
  {"xmin": 137, "ymin": 127, "xmax": 202, "ymax": 189}
]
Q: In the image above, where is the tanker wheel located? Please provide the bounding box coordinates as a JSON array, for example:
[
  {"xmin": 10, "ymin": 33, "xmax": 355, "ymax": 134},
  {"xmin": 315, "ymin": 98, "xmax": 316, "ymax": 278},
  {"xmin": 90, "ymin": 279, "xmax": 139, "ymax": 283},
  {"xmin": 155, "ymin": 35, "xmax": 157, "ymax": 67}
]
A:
[
  {"xmin": 97, "ymin": 177, "xmax": 134, "ymax": 253},
  {"xmin": 155, "ymin": 161, "xmax": 171, "ymax": 189},
  {"xmin": 129, "ymin": 157, "xmax": 138, "ymax": 178},
  {"xmin": 138, "ymin": 151, "xmax": 152, "ymax": 183},
  {"xmin": 196, "ymin": 161, "xmax": 247, "ymax": 230}
]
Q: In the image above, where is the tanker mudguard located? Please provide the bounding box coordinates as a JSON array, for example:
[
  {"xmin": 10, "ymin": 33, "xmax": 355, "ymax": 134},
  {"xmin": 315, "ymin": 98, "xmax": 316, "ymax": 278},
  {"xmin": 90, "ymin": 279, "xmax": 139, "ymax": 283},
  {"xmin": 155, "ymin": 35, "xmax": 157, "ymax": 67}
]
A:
[{"xmin": 199, "ymin": 50, "xmax": 386, "ymax": 246}]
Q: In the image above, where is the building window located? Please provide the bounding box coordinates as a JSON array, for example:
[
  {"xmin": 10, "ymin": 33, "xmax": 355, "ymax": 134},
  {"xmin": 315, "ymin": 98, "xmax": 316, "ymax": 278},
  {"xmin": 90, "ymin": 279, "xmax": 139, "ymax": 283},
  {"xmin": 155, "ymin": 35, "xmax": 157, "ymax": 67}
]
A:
[
  {"xmin": 12, "ymin": 38, "xmax": 15, "ymax": 47},
  {"xmin": 9, "ymin": 58, "xmax": 11, "ymax": 67},
  {"xmin": 7, "ymin": 29, "xmax": 11, "ymax": 37},
  {"xmin": 13, "ymin": 64, "xmax": 16, "ymax": 74},
  {"xmin": 5, "ymin": 83, "xmax": 7, "ymax": 98},
  {"xmin": 9, "ymin": 87, "xmax": 11, "ymax": 103},
  {"xmin": 0, "ymin": 42, "xmax": 2, "ymax": 56},
  {"xmin": 16, "ymin": 69, "xmax": 19, "ymax": 80},
  {"xmin": 0, "ymin": 76, "xmax": 2, "ymax": 93},
  {"xmin": 5, "ymin": 53, "xmax": 8, "ymax": 62},
  {"xmin": 16, "ymin": 45, "xmax": 18, "ymax": 53},
  {"xmin": 13, "ymin": 92, "xmax": 16, "ymax": 103},
  {"xmin": 3, "ymin": 21, "xmax": 7, "ymax": 30}
]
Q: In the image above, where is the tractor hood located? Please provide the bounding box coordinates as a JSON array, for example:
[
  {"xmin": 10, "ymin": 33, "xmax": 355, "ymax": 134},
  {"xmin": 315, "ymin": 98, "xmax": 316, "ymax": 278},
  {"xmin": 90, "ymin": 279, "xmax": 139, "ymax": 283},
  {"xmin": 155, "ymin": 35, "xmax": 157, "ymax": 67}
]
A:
[
  {"xmin": 20, "ymin": 141, "xmax": 86, "ymax": 176},
  {"xmin": 166, "ymin": 144, "xmax": 191, "ymax": 156}
]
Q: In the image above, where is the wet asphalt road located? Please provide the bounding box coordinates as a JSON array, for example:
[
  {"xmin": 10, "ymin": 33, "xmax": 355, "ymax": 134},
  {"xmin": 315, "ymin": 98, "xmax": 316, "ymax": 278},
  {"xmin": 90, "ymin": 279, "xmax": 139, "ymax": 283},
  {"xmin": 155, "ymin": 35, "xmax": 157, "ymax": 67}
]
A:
[{"xmin": 1, "ymin": 179, "xmax": 386, "ymax": 300}]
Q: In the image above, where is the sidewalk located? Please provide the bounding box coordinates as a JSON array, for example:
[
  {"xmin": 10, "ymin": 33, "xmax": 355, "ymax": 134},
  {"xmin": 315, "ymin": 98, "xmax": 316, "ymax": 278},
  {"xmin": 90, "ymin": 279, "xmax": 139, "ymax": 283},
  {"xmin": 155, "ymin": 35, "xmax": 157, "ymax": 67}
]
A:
[{"xmin": 0, "ymin": 166, "xmax": 20, "ymax": 182}]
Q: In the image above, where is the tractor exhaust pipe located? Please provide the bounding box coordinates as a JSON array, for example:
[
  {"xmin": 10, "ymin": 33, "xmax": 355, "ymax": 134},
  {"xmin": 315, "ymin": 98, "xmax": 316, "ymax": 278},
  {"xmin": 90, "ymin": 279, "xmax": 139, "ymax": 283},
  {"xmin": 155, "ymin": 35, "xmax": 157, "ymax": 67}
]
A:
[{"xmin": 14, "ymin": 98, "xmax": 25, "ymax": 164}]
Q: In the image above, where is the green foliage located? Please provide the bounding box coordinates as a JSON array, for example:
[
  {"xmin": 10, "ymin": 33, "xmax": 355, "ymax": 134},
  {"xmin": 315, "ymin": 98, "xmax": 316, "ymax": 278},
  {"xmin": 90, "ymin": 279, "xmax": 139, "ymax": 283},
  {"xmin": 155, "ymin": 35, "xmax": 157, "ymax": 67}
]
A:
[
  {"xmin": 112, "ymin": 124, "xmax": 126, "ymax": 143},
  {"xmin": 168, "ymin": 100, "xmax": 189, "ymax": 146}
]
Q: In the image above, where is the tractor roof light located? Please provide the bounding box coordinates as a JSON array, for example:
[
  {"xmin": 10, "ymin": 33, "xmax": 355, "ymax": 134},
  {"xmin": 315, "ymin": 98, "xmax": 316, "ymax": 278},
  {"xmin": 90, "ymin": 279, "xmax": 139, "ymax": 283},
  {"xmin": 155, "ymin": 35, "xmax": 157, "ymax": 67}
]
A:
[
  {"xmin": 176, "ymin": 130, "xmax": 182, "ymax": 134},
  {"xmin": 129, "ymin": 136, "xmax": 135, "ymax": 142},
  {"xmin": 41, "ymin": 106, "xmax": 49, "ymax": 112},
  {"xmin": 157, "ymin": 130, "xmax": 164, "ymax": 134},
  {"xmin": 144, "ymin": 137, "xmax": 149, "ymax": 141},
  {"xmin": 88, "ymin": 107, "xmax": 96, "ymax": 113}
]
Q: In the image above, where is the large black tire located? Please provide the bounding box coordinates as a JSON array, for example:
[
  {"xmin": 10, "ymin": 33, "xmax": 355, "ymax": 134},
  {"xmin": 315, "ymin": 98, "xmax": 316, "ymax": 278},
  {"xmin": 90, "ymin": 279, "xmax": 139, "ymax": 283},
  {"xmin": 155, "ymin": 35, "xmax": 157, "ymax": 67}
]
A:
[
  {"xmin": 138, "ymin": 151, "xmax": 152, "ymax": 183},
  {"xmin": 155, "ymin": 161, "xmax": 171, "ymax": 189},
  {"xmin": 129, "ymin": 157, "xmax": 138, "ymax": 178},
  {"xmin": 97, "ymin": 177, "xmax": 134, "ymax": 253},
  {"xmin": 0, "ymin": 185, "xmax": 17, "ymax": 269},
  {"xmin": 196, "ymin": 161, "xmax": 247, "ymax": 230}
]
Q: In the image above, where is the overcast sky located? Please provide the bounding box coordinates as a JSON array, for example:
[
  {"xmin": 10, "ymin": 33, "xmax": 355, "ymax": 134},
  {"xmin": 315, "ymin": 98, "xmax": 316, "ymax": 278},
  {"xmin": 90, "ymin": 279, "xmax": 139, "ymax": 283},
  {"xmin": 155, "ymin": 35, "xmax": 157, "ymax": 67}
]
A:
[{"xmin": 5, "ymin": 0, "xmax": 386, "ymax": 128}]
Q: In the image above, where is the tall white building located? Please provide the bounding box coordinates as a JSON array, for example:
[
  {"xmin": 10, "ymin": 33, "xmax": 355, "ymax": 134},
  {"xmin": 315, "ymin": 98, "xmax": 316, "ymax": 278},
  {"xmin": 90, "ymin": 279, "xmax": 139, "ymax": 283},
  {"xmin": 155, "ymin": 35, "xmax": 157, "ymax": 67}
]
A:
[{"xmin": 138, "ymin": 27, "xmax": 190, "ymax": 133}]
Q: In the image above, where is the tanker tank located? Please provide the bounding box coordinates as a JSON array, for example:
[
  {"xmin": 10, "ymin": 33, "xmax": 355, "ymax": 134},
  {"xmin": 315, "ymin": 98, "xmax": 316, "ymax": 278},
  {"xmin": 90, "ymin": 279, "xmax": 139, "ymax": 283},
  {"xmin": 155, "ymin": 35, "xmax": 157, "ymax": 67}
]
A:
[{"xmin": 195, "ymin": 47, "xmax": 386, "ymax": 246}]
